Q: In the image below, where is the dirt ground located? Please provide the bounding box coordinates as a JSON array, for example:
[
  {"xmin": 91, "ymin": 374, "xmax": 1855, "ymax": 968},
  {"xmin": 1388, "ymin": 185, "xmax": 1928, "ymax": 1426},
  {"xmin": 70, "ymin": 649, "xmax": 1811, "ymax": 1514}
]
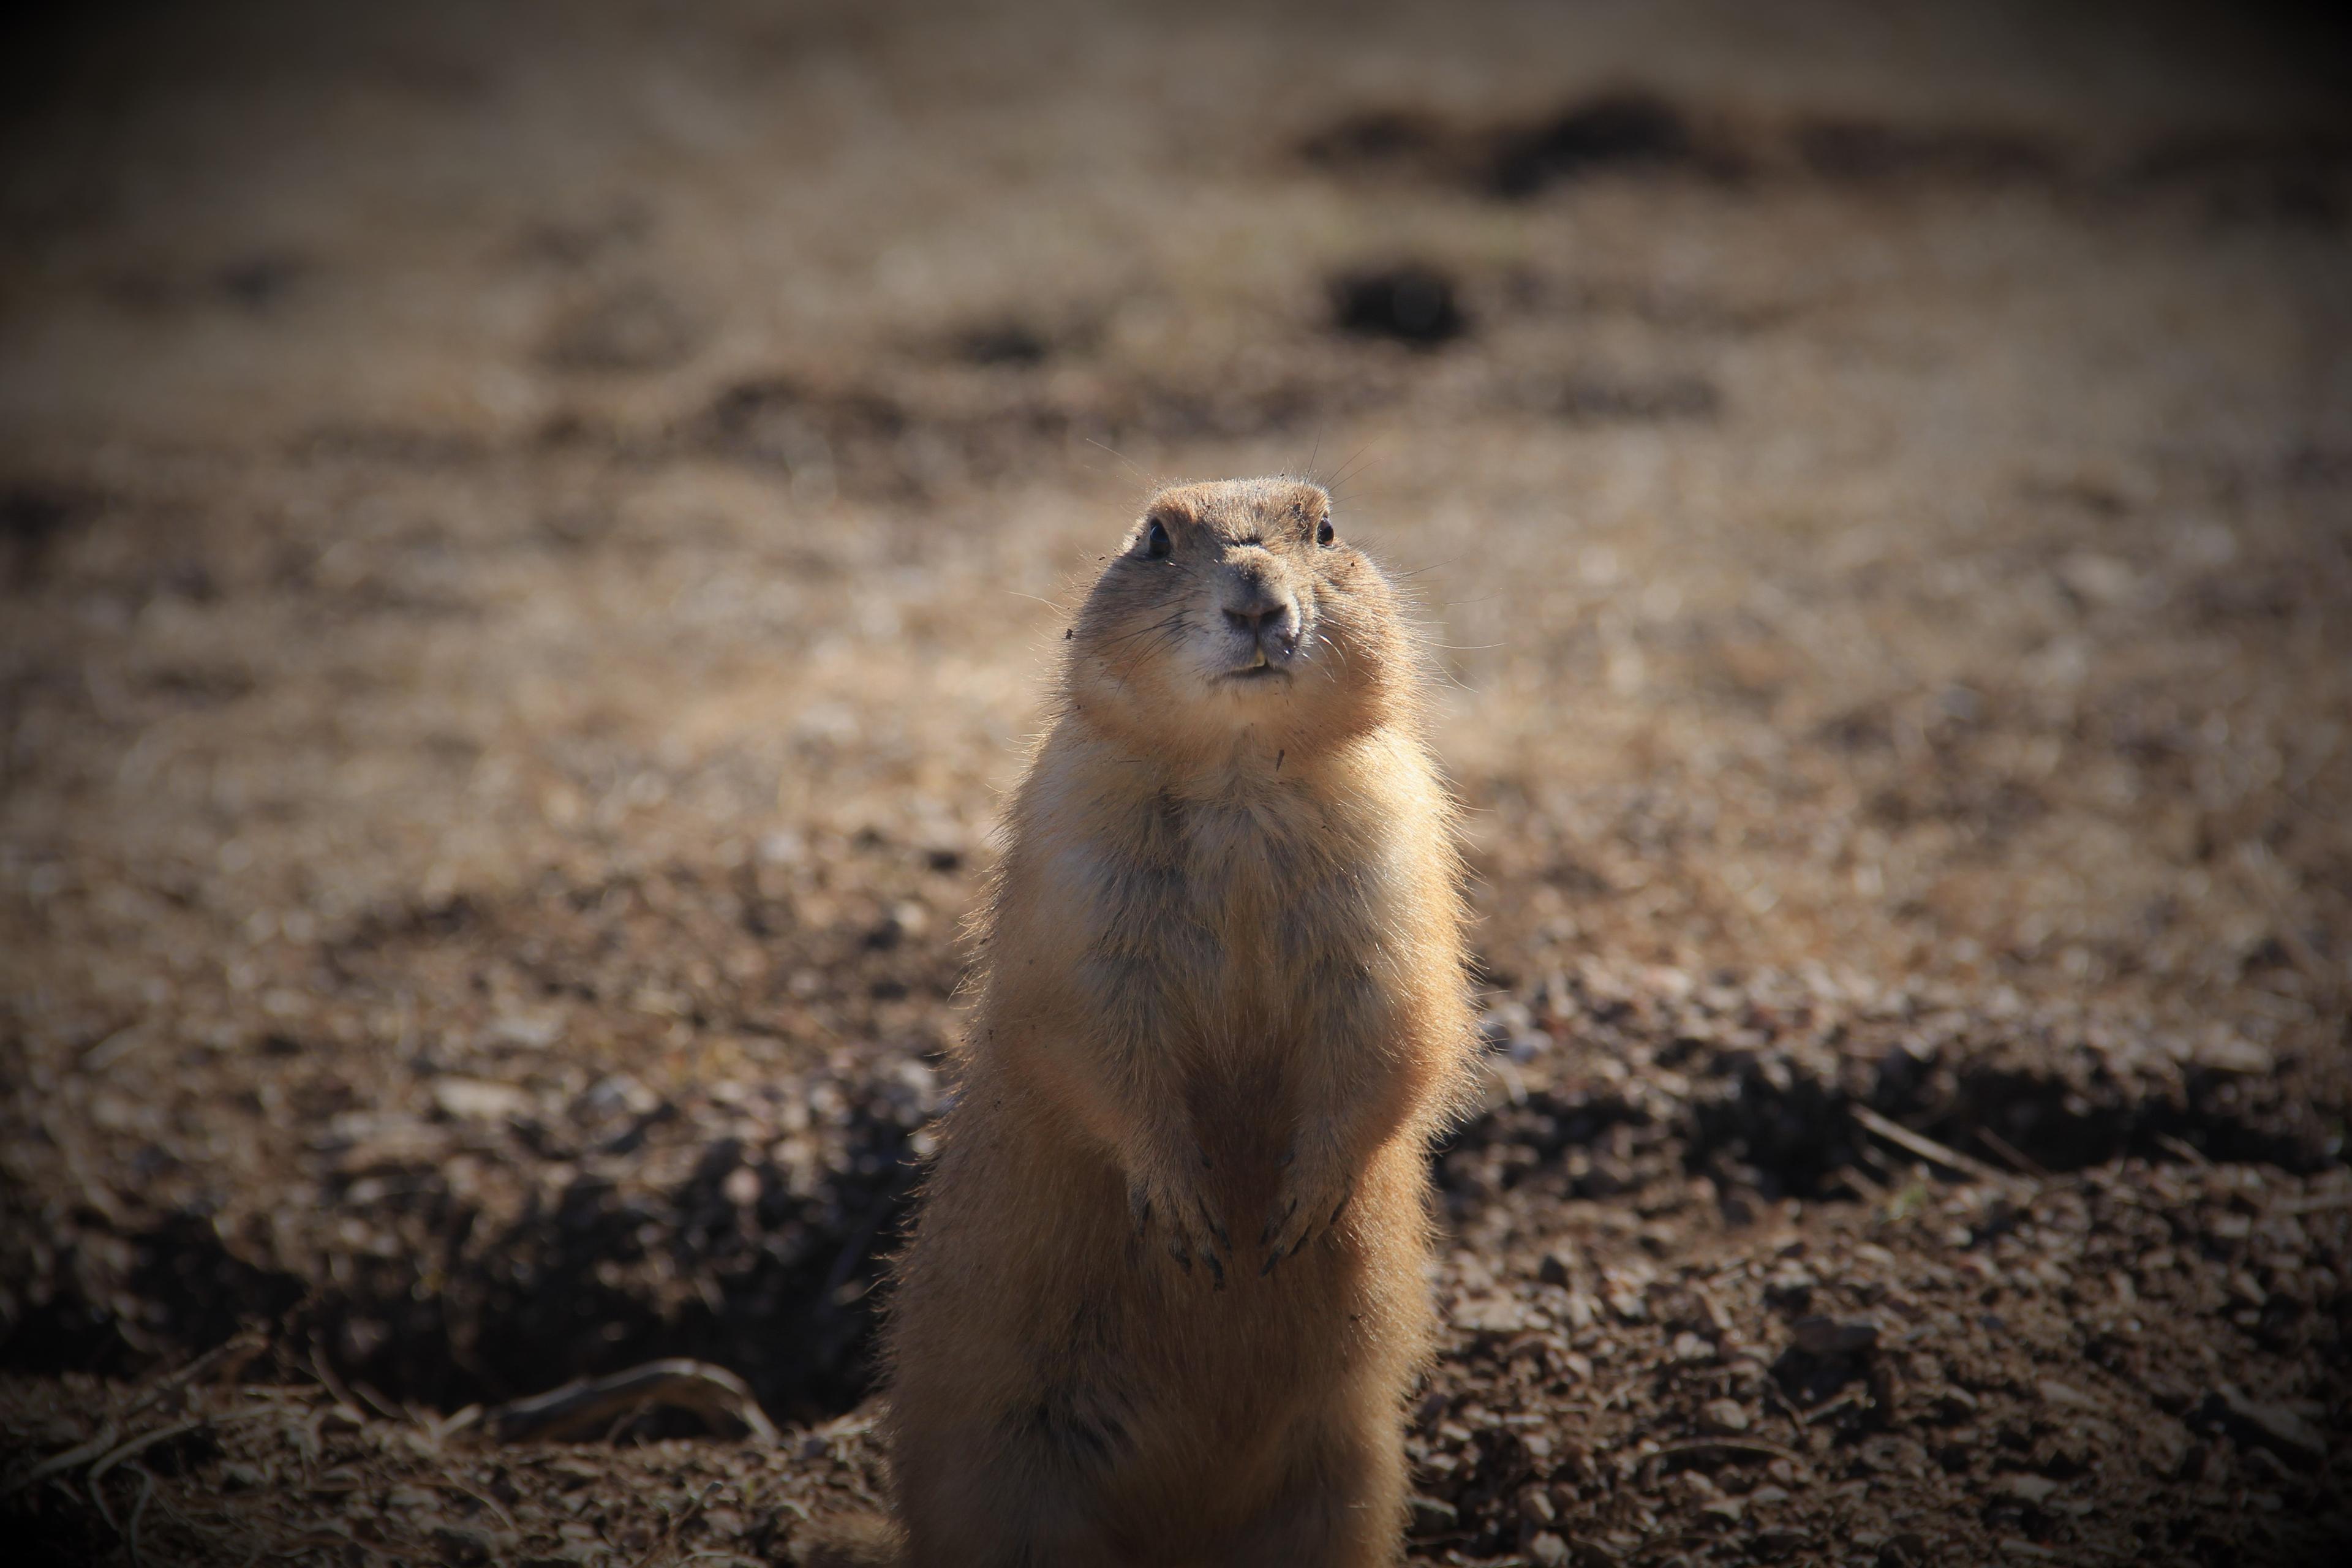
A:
[{"xmin": 4, "ymin": 1, "xmax": 2350, "ymax": 1563}]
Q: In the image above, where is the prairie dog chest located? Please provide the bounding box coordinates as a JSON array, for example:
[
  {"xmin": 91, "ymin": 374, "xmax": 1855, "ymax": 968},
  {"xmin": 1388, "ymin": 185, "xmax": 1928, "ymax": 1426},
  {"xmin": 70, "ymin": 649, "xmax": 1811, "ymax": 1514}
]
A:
[
  {"xmin": 1026, "ymin": 755, "xmax": 1406, "ymax": 1023},
  {"xmin": 1163, "ymin": 788, "xmax": 1393, "ymax": 1008},
  {"xmin": 1178, "ymin": 790, "xmax": 1333, "ymax": 912}
]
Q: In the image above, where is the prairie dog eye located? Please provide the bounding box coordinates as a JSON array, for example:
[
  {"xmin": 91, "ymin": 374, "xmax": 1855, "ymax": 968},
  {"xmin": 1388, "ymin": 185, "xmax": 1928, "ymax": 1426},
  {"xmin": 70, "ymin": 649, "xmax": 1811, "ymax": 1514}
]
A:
[
  {"xmin": 1144, "ymin": 518, "xmax": 1172, "ymax": 559},
  {"xmin": 1316, "ymin": 519, "xmax": 1336, "ymax": 547}
]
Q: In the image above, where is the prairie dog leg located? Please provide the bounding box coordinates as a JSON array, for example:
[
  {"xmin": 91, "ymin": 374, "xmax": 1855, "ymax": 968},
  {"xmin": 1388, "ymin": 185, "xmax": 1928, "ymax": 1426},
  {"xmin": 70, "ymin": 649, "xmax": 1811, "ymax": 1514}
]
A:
[
  {"xmin": 1224, "ymin": 1411, "xmax": 1408, "ymax": 1568},
  {"xmin": 1264, "ymin": 973, "xmax": 1423, "ymax": 1270},
  {"xmin": 1047, "ymin": 949, "xmax": 1231, "ymax": 1284},
  {"xmin": 899, "ymin": 1417, "xmax": 1132, "ymax": 1568}
]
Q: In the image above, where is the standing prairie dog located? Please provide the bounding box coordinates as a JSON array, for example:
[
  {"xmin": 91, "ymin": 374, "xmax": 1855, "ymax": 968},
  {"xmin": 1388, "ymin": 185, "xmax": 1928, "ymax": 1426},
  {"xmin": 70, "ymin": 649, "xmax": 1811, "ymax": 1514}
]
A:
[{"xmin": 814, "ymin": 478, "xmax": 1476, "ymax": 1567}]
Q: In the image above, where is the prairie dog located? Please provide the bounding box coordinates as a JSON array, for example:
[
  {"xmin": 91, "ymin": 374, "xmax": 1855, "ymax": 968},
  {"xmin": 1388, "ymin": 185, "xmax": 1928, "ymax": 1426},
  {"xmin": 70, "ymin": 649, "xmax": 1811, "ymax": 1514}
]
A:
[{"xmin": 816, "ymin": 478, "xmax": 1475, "ymax": 1567}]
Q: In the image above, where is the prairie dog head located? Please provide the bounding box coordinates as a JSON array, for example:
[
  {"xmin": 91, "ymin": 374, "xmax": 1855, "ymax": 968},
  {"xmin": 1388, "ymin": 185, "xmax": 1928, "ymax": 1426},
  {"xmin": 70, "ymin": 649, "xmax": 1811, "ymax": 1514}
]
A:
[{"xmin": 1064, "ymin": 478, "xmax": 1419, "ymax": 761}]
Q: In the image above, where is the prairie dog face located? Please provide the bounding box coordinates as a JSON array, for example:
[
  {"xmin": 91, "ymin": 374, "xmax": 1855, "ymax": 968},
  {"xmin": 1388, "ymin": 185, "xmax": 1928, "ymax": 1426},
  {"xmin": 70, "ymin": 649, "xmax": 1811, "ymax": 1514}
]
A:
[{"xmin": 1065, "ymin": 478, "xmax": 1415, "ymax": 761}]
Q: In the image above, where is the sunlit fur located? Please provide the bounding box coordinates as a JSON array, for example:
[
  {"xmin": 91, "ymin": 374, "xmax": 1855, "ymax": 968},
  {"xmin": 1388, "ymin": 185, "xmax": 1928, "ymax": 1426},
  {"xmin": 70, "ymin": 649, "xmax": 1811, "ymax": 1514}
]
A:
[{"xmin": 810, "ymin": 478, "xmax": 1476, "ymax": 1568}]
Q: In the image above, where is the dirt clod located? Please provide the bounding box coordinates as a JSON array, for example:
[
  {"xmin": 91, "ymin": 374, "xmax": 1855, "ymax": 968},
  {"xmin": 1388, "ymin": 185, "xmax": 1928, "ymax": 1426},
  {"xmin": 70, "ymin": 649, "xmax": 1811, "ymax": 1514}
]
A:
[
  {"xmin": 1329, "ymin": 263, "xmax": 1469, "ymax": 347},
  {"xmin": 1488, "ymin": 92, "xmax": 1700, "ymax": 195}
]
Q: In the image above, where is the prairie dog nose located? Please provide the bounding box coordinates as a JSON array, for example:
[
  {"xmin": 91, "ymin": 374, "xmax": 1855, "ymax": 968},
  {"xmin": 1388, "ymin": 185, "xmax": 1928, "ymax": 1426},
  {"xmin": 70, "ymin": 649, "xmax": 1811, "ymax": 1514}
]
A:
[{"xmin": 1221, "ymin": 569, "xmax": 1299, "ymax": 652}]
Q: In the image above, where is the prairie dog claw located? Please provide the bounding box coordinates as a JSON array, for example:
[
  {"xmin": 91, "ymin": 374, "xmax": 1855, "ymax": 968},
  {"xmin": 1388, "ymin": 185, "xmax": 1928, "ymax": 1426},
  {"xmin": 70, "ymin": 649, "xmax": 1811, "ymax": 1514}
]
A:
[{"xmin": 1127, "ymin": 1158, "xmax": 1229, "ymax": 1287}]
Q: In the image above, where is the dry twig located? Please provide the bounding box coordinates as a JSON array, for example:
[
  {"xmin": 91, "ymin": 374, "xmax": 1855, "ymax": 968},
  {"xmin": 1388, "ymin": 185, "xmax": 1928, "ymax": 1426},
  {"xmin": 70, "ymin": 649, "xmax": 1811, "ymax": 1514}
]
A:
[
  {"xmin": 2, "ymin": 1421, "xmax": 120, "ymax": 1499},
  {"xmin": 1850, "ymin": 1104, "xmax": 2024, "ymax": 1189},
  {"xmin": 2154, "ymin": 1132, "xmax": 2213, "ymax": 1169},
  {"xmin": 484, "ymin": 1359, "xmax": 779, "ymax": 1445},
  {"xmin": 89, "ymin": 1408, "xmax": 279, "ymax": 1498},
  {"xmin": 1973, "ymin": 1125, "xmax": 2050, "ymax": 1180},
  {"xmin": 124, "ymin": 1464, "xmax": 157, "ymax": 1566}
]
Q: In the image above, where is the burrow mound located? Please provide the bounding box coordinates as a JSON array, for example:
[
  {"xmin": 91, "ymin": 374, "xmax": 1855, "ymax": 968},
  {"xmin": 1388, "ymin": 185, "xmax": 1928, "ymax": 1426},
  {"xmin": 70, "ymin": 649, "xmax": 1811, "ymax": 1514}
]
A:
[{"xmin": 9, "ymin": 954, "xmax": 2335, "ymax": 1429}]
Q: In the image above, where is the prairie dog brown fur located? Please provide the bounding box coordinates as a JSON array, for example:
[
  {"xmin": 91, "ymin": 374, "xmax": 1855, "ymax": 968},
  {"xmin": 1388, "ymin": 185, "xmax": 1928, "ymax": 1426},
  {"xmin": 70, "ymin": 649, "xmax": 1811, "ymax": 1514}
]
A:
[{"xmin": 816, "ymin": 478, "xmax": 1475, "ymax": 1567}]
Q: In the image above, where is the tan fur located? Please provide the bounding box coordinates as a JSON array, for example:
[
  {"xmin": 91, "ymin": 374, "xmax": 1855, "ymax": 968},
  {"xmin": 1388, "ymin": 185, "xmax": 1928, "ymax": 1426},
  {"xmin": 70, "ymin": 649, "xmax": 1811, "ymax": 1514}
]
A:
[{"xmin": 809, "ymin": 478, "xmax": 1476, "ymax": 1568}]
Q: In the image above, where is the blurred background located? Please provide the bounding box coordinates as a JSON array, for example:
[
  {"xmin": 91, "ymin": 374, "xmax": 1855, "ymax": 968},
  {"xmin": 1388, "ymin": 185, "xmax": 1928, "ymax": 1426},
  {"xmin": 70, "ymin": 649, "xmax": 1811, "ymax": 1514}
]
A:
[{"xmin": 2, "ymin": 2, "xmax": 2348, "ymax": 1564}]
